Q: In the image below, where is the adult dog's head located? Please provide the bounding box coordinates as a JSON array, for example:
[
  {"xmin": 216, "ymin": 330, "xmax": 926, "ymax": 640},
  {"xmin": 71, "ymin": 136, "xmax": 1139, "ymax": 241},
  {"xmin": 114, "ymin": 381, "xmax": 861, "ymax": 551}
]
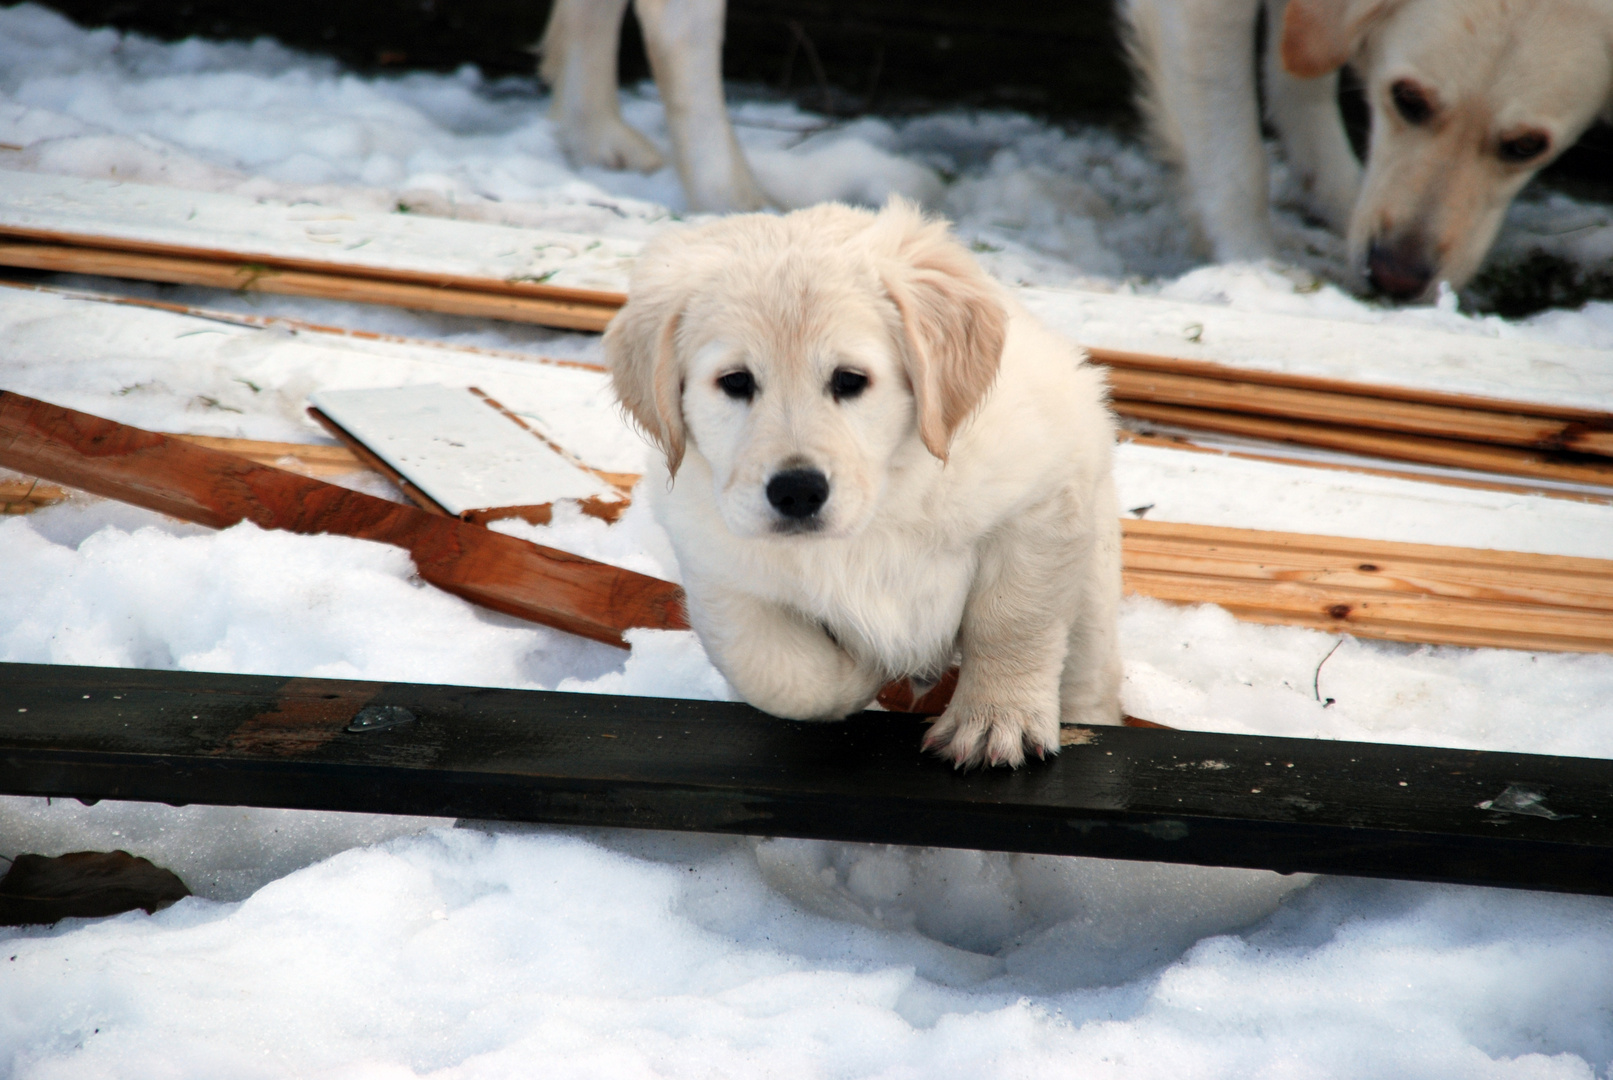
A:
[
  {"xmin": 605, "ymin": 200, "xmax": 1006, "ymax": 540},
  {"xmin": 1282, "ymin": 0, "xmax": 1613, "ymax": 300}
]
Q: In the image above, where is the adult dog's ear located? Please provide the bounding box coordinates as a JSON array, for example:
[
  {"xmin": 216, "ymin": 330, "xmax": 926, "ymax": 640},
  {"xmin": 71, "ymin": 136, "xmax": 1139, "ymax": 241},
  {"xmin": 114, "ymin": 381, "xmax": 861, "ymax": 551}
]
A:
[
  {"xmin": 877, "ymin": 199, "xmax": 1007, "ymax": 462},
  {"xmin": 604, "ymin": 279, "xmax": 688, "ymax": 476},
  {"xmin": 1281, "ymin": 0, "xmax": 1400, "ymax": 78}
]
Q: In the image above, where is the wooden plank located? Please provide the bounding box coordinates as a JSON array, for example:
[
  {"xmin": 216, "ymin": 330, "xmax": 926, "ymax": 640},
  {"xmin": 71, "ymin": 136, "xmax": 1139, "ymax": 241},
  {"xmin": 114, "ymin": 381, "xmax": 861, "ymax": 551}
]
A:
[
  {"xmin": 3, "ymin": 661, "xmax": 1612, "ymax": 897},
  {"xmin": 1027, "ymin": 289, "xmax": 1613, "ymax": 423},
  {"xmin": 1103, "ymin": 364, "xmax": 1604, "ymax": 450},
  {"xmin": 1122, "ymin": 546, "xmax": 1613, "ymax": 611},
  {"xmin": 11, "ymin": 395, "xmax": 1612, "ymax": 656},
  {"xmin": 1116, "ymin": 430, "xmax": 1613, "ymax": 505},
  {"xmin": 164, "ymin": 435, "xmax": 364, "ymax": 478},
  {"xmin": 0, "ymin": 475, "xmax": 68, "ymax": 513},
  {"xmin": 1122, "ymin": 518, "xmax": 1613, "ymax": 575},
  {"xmin": 0, "ymin": 170, "xmax": 637, "ymax": 296},
  {"xmin": 1090, "ymin": 346, "xmax": 1613, "ymax": 428},
  {"xmin": 0, "ymin": 279, "xmax": 616, "ymax": 374},
  {"xmin": 0, "ymin": 240, "xmax": 618, "ymax": 332},
  {"xmin": 1123, "ymin": 569, "xmax": 1613, "ymax": 653},
  {"xmin": 1115, "ymin": 402, "xmax": 1613, "ymax": 488},
  {"xmin": 0, "ymin": 226, "xmax": 627, "ymax": 307},
  {"xmin": 1120, "ymin": 520, "xmax": 1613, "ymax": 653},
  {"xmin": 0, "ymin": 391, "xmax": 686, "ymax": 646}
]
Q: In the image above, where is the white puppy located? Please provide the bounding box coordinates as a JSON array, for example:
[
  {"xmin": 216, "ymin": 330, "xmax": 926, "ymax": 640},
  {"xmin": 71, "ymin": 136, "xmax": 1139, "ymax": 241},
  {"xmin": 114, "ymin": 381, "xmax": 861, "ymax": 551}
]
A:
[
  {"xmin": 539, "ymin": 0, "xmax": 767, "ymax": 213},
  {"xmin": 1123, "ymin": 0, "xmax": 1613, "ymax": 299},
  {"xmin": 605, "ymin": 200, "xmax": 1122, "ymax": 768}
]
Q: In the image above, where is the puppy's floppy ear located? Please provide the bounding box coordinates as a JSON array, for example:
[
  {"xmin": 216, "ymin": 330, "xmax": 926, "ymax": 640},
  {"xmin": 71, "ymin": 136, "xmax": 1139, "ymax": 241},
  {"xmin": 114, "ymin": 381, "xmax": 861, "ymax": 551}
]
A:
[
  {"xmin": 1281, "ymin": 0, "xmax": 1400, "ymax": 78},
  {"xmin": 876, "ymin": 198, "xmax": 1007, "ymax": 462},
  {"xmin": 604, "ymin": 274, "xmax": 688, "ymax": 476}
]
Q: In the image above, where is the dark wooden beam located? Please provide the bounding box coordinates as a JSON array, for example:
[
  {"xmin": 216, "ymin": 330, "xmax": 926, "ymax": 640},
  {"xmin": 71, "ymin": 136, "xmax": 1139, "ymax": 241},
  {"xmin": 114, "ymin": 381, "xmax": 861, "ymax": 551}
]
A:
[{"xmin": 3, "ymin": 662, "xmax": 1610, "ymax": 896}]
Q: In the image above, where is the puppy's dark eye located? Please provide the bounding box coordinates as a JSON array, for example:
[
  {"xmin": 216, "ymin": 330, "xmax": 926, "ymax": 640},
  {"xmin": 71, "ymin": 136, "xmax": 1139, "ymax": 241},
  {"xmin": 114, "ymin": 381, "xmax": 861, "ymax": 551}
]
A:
[
  {"xmin": 830, "ymin": 369, "xmax": 869, "ymax": 401},
  {"xmin": 1390, "ymin": 80, "xmax": 1433, "ymax": 125},
  {"xmin": 717, "ymin": 370, "xmax": 755, "ymax": 401},
  {"xmin": 1499, "ymin": 132, "xmax": 1549, "ymax": 164}
]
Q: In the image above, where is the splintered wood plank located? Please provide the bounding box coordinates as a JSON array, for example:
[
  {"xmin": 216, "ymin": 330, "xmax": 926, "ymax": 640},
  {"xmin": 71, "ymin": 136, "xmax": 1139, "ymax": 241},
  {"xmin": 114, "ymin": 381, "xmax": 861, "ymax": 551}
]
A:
[
  {"xmin": 0, "ymin": 391, "xmax": 685, "ymax": 646},
  {"xmin": 4, "ymin": 662, "xmax": 1613, "ymax": 896},
  {"xmin": 0, "ymin": 475, "xmax": 68, "ymax": 513},
  {"xmin": 164, "ymin": 435, "xmax": 363, "ymax": 477}
]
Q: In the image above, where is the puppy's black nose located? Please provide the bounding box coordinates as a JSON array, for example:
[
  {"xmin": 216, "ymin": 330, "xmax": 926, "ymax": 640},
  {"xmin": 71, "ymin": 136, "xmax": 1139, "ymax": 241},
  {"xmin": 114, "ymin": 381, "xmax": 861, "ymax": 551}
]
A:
[
  {"xmin": 766, "ymin": 468, "xmax": 829, "ymax": 519},
  {"xmin": 1367, "ymin": 240, "xmax": 1435, "ymax": 301}
]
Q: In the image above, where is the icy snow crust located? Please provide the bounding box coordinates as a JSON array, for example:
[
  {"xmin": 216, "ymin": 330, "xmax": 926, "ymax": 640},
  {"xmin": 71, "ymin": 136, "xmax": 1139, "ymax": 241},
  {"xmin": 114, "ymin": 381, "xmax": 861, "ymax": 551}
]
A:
[{"xmin": 3, "ymin": 5, "xmax": 1613, "ymax": 1076}]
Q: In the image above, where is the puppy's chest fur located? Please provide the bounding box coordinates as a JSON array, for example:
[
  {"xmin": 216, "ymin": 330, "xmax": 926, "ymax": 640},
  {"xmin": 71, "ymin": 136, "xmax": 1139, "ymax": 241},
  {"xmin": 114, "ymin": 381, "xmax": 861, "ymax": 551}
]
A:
[
  {"xmin": 657, "ymin": 458, "xmax": 979, "ymax": 677},
  {"xmin": 753, "ymin": 524, "xmax": 978, "ymax": 677}
]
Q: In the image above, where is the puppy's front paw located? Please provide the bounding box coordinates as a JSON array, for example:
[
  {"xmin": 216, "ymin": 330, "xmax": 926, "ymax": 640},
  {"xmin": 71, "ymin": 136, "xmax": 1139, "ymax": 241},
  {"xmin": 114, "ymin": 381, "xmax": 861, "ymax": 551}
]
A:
[{"xmin": 922, "ymin": 703, "xmax": 1059, "ymax": 770}]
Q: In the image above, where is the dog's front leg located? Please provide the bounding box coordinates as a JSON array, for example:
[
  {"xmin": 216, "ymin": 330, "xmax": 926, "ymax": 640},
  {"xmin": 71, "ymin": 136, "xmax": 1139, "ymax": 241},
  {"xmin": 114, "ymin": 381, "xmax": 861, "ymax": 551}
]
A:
[
  {"xmin": 540, "ymin": 0, "xmax": 667, "ymax": 173},
  {"xmin": 686, "ymin": 580, "xmax": 886, "ymax": 720},
  {"xmin": 925, "ymin": 496, "xmax": 1093, "ymax": 769},
  {"xmin": 1262, "ymin": 0, "xmax": 1361, "ymax": 232},
  {"xmin": 1126, "ymin": 0, "xmax": 1273, "ymax": 260},
  {"xmin": 634, "ymin": 0, "xmax": 770, "ymax": 212}
]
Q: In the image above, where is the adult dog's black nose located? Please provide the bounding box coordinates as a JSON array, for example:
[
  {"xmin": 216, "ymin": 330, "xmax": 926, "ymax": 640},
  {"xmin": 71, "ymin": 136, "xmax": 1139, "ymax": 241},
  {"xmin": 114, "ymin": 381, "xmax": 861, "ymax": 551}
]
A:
[
  {"xmin": 766, "ymin": 468, "xmax": 829, "ymax": 519},
  {"xmin": 1367, "ymin": 239, "xmax": 1435, "ymax": 301}
]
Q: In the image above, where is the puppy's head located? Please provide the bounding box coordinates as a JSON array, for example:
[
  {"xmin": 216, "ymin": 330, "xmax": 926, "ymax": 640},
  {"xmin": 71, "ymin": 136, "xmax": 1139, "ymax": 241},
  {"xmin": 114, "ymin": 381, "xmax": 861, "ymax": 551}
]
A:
[
  {"xmin": 1282, "ymin": 0, "xmax": 1613, "ymax": 300},
  {"xmin": 605, "ymin": 198, "xmax": 1005, "ymax": 539}
]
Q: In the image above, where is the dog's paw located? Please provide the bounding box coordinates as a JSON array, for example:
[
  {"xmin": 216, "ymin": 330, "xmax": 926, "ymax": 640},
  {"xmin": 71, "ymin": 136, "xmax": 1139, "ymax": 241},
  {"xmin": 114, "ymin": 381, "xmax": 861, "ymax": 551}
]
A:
[
  {"xmin": 561, "ymin": 118, "xmax": 665, "ymax": 173},
  {"xmin": 921, "ymin": 703, "xmax": 1060, "ymax": 770}
]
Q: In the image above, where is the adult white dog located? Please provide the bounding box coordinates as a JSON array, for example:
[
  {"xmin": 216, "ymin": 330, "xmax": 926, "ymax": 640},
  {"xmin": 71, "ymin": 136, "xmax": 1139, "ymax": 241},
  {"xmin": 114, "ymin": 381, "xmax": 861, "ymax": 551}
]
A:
[
  {"xmin": 606, "ymin": 200, "xmax": 1122, "ymax": 769},
  {"xmin": 1123, "ymin": 0, "xmax": 1613, "ymax": 299},
  {"xmin": 540, "ymin": 0, "xmax": 767, "ymax": 212}
]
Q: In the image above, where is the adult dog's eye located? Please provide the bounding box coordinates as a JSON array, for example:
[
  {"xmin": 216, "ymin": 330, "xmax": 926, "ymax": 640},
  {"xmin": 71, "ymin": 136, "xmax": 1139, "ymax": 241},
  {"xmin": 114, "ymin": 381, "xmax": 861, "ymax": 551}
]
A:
[
  {"xmin": 1499, "ymin": 132, "xmax": 1549, "ymax": 164},
  {"xmin": 717, "ymin": 370, "xmax": 755, "ymax": 400},
  {"xmin": 830, "ymin": 369, "xmax": 869, "ymax": 401},
  {"xmin": 1390, "ymin": 80, "xmax": 1433, "ymax": 125}
]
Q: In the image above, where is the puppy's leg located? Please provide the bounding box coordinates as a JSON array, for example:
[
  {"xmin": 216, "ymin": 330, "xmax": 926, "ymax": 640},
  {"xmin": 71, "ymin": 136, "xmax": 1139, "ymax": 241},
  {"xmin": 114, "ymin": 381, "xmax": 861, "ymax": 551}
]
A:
[
  {"xmin": 925, "ymin": 491, "xmax": 1086, "ymax": 769},
  {"xmin": 539, "ymin": 0, "xmax": 667, "ymax": 173},
  {"xmin": 633, "ymin": 0, "xmax": 770, "ymax": 212},
  {"xmin": 1059, "ymin": 482, "xmax": 1124, "ymax": 728},
  {"xmin": 1122, "ymin": 0, "xmax": 1274, "ymax": 260},
  {"xmin": 1262, "ymin": 0, "xmax": 1361, "ymax": 232},
  {"xmin": 687, "ymin": 578, "xmax": 886, "ymax": 721}
]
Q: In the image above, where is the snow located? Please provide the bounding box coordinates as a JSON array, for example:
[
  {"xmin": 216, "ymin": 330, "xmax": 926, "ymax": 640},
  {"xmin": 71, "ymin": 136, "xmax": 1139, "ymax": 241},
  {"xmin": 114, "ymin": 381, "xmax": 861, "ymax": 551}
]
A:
[{"xmin": 3, "ymin": 5, "xmax": 1613, "ymax": 1076}]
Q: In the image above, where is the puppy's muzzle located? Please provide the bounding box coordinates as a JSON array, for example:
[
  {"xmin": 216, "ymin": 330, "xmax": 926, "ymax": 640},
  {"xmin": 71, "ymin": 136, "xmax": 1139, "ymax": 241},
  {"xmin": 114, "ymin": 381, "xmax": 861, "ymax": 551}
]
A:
[
  {"xmin": 1367, "ymin": 236, "xmax": 1436, "ymax": 301},
  {"xmin": 766, "ymin": 467, "xmax": 829, "ymax": 522}
]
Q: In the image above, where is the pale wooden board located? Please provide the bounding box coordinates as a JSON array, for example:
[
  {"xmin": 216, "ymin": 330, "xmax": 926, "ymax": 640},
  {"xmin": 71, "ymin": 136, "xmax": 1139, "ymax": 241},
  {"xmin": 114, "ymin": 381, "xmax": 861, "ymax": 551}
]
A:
[
  {"xmin": 309, "ymin": 385, "xmax": 619, "ymax": 517},
  {"xmin": 0, "ymin": 170, "xmax": 637, "ymax": 294},
  {"xmin": 0, "ymin": 284, "xmax": 650, "ymax": 476},
  {"xmin": 1022, "ymin": 288, "xmax": 1613, "ymax": 413},
  {"xmin": 6, "ymin": 171, "xmax": 1609, "ymax": 415}
]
